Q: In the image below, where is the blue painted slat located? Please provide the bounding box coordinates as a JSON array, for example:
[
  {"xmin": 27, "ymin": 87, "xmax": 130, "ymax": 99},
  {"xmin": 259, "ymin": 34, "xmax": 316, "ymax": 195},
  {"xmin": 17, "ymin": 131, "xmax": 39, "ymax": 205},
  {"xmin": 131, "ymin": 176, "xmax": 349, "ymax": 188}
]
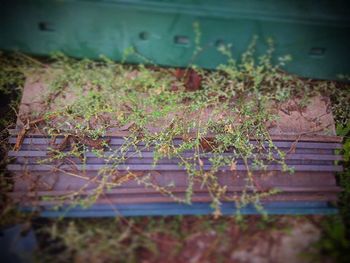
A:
[{"xmin": 20, "ymin": 201, "xmax": 338, "ymax": 217}]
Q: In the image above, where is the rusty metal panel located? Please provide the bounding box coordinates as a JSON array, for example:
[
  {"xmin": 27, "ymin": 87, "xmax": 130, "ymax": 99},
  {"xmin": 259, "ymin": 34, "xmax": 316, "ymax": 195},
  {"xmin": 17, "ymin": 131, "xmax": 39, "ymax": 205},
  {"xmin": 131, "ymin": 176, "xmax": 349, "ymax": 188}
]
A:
[{"xmin": 7, "ymin": 132, "xmax": 342, "ymax": 216}]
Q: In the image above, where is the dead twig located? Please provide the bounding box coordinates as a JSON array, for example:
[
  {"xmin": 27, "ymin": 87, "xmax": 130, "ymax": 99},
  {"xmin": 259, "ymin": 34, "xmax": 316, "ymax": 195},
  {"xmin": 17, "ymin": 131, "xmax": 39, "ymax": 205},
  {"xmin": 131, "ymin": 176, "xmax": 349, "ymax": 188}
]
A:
[{"xmin": 14, "ymin": 117, "xmax": 48, "ymax": 151}]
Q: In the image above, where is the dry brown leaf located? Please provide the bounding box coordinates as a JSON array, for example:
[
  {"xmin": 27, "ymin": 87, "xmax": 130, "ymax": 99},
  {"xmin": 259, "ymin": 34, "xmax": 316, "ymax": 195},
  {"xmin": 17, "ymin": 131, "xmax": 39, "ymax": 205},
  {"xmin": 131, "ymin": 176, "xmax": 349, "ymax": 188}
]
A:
[
  {"xmin": 198, "ymin": 158, "xmax": 204, "ymax": 167},
  {"xmin": 14, "ymin": 121, "xmax": 30, "ymax": 151},
  {"xmin": 230, "ymin": 160, "xmax": 237, "ymax": 171},
  {"xmin": 14, "ymin": 116, "xmax": 51, "ymax": 151}
]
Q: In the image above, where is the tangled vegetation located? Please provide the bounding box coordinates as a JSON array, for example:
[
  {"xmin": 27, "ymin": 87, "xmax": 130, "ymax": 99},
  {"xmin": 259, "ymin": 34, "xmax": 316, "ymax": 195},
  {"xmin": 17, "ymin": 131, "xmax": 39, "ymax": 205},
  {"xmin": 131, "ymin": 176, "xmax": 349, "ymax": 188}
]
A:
[
  {"xmin": 32, "ymin": 216, "xmax": 306, "ymax": 263},
  {"xmin": 0, "ymin": 25, "xmax": 350, "ymax": 262},
  {"xmin": 36, "ymin": 41, "xmax": 292, "ymax": 217},
  {"xmin": 1, "ymin": 32, "xmax": 350, "ymax": 217}
]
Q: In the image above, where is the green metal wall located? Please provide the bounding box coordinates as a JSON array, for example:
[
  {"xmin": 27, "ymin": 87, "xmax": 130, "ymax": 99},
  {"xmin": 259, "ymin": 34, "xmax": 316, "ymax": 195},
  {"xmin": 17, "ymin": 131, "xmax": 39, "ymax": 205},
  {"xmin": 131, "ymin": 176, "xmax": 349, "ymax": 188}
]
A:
[{"xmin": 1, "ymin": 0, "xmax": 350, "ymax": 79}]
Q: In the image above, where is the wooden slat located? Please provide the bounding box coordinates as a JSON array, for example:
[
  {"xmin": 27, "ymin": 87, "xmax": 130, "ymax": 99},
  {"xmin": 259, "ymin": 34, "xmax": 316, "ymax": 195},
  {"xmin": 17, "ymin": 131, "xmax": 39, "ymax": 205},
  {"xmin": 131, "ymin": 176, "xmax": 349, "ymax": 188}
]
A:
[
  {"xmin": 8, "ymin": 136, "xmax": 343, "ymax": 149},
  {"xmin": 7, "ymin": 163, "xmax": 343, "ymax": 172},
  {"xmin": 7, "ymin": 129, "xmax": 344, "ymax": 143},
  {"xmin": 8, "ymin": 150, "xmax": 343, "ymax": 161}
]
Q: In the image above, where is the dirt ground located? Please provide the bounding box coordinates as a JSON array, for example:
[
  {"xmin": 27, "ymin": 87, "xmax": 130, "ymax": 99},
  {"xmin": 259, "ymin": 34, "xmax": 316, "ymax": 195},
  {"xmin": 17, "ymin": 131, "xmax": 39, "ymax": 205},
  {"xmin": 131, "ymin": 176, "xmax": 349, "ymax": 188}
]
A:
[
  {"xmin": 140, "ymin": 216, "xmax": 326, "ymax": 263},
  {"xmin": 44, "ymin": 215, "xmax": 332, "ymax": 263}
]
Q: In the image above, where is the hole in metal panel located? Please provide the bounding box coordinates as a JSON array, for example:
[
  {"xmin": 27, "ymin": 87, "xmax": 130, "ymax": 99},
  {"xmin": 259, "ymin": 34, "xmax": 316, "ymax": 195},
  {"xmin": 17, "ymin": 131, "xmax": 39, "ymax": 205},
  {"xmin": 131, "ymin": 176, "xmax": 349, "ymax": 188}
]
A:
[
  {"xmin": 139, "ymin": 31, "xmax": 150, "ymax": 40},
  {"xmin": 215, "ymin": 39, "xmax": 225, "ymax": 48},
  {"xmin": 174, "ymin": 35, "xmax": 189, "ymax": 45},
  {"xmin": 309, "ymin": 47, "xmax": 326, "ymax": 57},
  {"xmin": 38, "ymin": 22, "xmax": 54, "ymax": 32}
]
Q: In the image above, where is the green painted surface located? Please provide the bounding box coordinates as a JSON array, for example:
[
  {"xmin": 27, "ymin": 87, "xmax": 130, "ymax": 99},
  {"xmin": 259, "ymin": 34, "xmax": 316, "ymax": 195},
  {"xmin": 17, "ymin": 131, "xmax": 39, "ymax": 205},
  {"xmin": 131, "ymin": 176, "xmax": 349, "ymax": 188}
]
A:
[{"xmin": 0, "ymin": 0, "xmax": 349, "ymax": 79}]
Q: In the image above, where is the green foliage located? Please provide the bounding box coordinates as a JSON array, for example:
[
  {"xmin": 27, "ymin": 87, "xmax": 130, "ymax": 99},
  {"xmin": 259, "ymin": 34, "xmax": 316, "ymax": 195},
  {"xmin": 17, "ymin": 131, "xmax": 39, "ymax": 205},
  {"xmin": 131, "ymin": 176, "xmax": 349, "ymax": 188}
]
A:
[
  {"xmin": 22, "ymin": 38, "xmax": 295, "ymax": 216},
  {"xmin": 313, "ymin": 121, "xmax": 350, "ymax": 262},
  {"xmin": 34, "ymin": 215, "xmax": 297, "ymax": 263},
  {"xmin": 311, "ymin": 216, "xmax": 350, "ymax": 263},
  {"xmin": 0, "ymin": 52, "xmax": 34, "ymax": 226},
  {"xmin": 2, "ymin": 34, "xmax": 350, "ymax": 218},
  {"xmin": 1, "ymin": 28, "xmax": 350, "ymax": 262},
  {"xmin": 336, "ymin": 122, "xmax": 350, "ymax": 239},
  {"xmin": 337, "ymin": 123, "xmax": 350, "ymax": 162}
]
